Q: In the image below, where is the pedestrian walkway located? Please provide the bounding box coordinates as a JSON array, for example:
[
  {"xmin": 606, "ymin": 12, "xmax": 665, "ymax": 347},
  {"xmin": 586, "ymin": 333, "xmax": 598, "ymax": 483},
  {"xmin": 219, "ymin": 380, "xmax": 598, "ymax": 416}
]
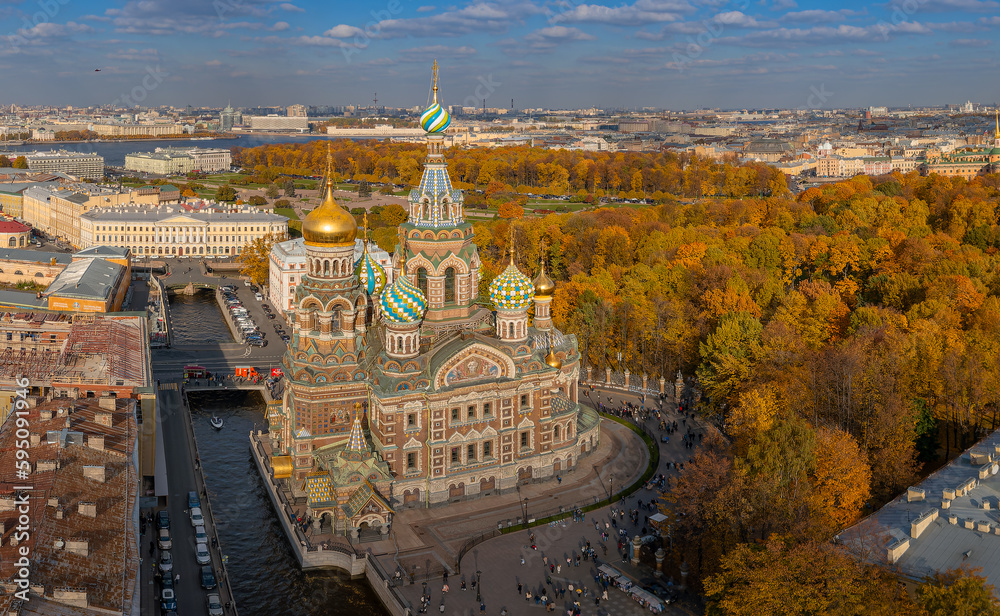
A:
[{"xmin": 383, "ymin": 383, "xmax": 710, "ymax": 615}]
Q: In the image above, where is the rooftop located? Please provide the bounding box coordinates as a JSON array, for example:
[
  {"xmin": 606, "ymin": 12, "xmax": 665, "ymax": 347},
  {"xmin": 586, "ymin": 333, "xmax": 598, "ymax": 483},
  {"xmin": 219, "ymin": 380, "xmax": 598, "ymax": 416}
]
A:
[
  {"xmin": 72, "ymin": 246, "xmax": 130, "ymax": 260},
  {"xmin": 840, "ymin": 426, "xmax": 1000, "ymax": 596},
  {"xmin": 0, "ymin": 220, "xmax": 29, "ymax": 233},
  {"xmin": 0, "ymin": 398, "xmax": 139, "ymax": 614},
  {"xmin": 44, "ymin": 259, "xmax": 123, "ymax": 302},
  {"xmin": 0, "ymin": 248, "xmax": 72, "ymax": 265}
]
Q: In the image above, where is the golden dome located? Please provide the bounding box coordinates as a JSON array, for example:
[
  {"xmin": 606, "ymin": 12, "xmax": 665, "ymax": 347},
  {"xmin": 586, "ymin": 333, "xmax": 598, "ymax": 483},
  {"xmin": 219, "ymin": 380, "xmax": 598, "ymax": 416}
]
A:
[
  {"xmin": 545, "ymin": 348, "xmax": 562, "ymax": 369},
  {"xmin": 271, "ymin": 455, "xmax": 293, "ymax": 479},
  {"xmin": 302, "ymin": 180, "xmax": 357, "ymax": 247},
  {"xmin": 544, "ymin": 333, "xmax": 562, "ymax": 369},
  {"xmin": 533, "ymin": 260, "xmax": 555, "ymax": 298}
]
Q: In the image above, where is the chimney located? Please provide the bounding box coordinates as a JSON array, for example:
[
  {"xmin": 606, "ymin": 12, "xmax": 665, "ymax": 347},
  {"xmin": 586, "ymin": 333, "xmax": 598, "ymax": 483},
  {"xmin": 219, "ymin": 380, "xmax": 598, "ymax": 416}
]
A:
[
  {"xmin": 55, "ymin": 506, "xmax": 64, "ymax": 520},
  {"xmin": 65, "ymin": 539, "xmax": 89, "ymax": 557},
  {"xmin": 94, "ymin": 411, "xmax": 112, "ymax": 426},
  {"xmin": 98, "ymin": 398, "xmax": 116, "ymax": 411},
  {"xmin": 78, "ymin": 502, "xmax": 96, "ymax": 518},
  {"xmin": 82, "ymin": 466, "xmax": 105, "ymax": 483},
  {"xmin": 39, "ymin": 409, "xmax": 53, "ymax": 421},
  {"xmin": 47, "ymin": 497, "xmax": 58, "ymax": 508},
  {"xmin": 88, "ymin": 435, "xmax": 105, "ymax": 451},
  {"xmin": 29, "ymin": 433, "xmax": 40, "ymax": 446}
]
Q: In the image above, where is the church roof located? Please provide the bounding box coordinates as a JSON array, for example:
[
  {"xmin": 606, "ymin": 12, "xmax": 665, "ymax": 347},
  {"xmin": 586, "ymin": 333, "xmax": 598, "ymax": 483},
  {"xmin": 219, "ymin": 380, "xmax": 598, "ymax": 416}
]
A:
[{"xmin": 342, "ymin": 479, "xmax": 393, "ymax": 519}]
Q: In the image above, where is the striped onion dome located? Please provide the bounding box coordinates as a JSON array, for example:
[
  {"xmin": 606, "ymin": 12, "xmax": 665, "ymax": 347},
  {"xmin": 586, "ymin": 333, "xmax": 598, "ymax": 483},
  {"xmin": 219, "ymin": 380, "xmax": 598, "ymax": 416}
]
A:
[
  {"xmin": 489, "ymin": 263, "xmax": 534, "ymax": 311},
  {"xmin": 379, "ymin": 258, "xmax": 427, "ymax": 324},
  {"xmin": 355, "ymin": 245, "xmax": 387, "ymax": 296},
  {"xmin": 420, "ymin": 102, "xmax": 451, "ymax": 133}
]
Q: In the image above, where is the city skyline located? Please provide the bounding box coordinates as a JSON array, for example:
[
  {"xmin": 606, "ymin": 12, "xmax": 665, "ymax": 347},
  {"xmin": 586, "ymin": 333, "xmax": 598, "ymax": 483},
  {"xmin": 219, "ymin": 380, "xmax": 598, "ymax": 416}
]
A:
[{"xmin": 0, "ymin": 0, "xmax": 998, "ymax": 110}]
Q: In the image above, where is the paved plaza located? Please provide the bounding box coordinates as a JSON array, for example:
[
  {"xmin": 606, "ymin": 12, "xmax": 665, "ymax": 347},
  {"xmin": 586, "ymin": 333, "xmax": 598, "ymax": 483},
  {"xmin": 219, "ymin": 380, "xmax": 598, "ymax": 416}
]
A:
[{"xmin": 383, "ymin": 386, "xmax": 708, "ymax": 616}]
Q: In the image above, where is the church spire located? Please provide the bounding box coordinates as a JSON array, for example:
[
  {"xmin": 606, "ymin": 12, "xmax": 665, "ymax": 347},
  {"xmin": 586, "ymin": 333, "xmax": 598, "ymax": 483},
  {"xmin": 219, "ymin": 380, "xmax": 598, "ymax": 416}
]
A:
[
  {"xmin": 995, "ymin": 110, "xmax": 999, "ymax": 140},
  {"xmin": 432, "ymin": 59, "xmax": 439, "ymax": 105},
  {"xmin": 346, "ymin": 403, "xmax": 366, "ymax": 453}
]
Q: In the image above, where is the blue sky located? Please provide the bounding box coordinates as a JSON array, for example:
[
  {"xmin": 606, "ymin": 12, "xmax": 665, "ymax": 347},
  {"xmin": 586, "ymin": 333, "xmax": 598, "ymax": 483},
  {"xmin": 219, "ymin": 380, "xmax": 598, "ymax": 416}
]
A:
[{"xmin": 1, "ymin": 0, "xmax": 997, "ymax": 110}]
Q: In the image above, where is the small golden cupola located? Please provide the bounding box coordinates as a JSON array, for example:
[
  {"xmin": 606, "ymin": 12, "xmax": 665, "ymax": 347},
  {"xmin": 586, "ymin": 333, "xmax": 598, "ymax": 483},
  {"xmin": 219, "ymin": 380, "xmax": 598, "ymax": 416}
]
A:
[
  {"xmin": 302, "ymin": 159, "xmax": 357, "ymax": 247},
  {"xmin": 532, "ymin": 257, "xmax": 555, "ymax": 299},
  {"xmin": 544, "ymin": 333, "xmax": 562, "ymax": 369}
]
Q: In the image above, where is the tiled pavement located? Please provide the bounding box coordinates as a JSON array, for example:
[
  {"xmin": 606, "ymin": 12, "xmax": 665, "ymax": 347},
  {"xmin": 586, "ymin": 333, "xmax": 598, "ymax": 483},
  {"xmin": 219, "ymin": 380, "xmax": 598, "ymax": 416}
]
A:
[{"xmin": 380, "ymin": 386, "xmax": 709, "ymax": 616}]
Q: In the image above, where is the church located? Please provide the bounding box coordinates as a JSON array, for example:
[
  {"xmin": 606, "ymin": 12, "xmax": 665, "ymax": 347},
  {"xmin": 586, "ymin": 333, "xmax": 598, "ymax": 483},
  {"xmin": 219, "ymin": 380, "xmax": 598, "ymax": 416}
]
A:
[{"xmin": 267, "ymin": 65, "xmax": 601, "ymax": 539}]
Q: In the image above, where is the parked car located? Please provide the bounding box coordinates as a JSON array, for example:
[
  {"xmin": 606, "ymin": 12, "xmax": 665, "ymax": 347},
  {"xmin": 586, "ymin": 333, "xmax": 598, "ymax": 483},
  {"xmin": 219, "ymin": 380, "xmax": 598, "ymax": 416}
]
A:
[
  {"xmin": 160, "ymin": 587, "xmax": 177, "ymax": 612},
  {"xmin": 280, "ymin": 335, "xmax": 290, "ymax": 342},
  {"xmin": 190, "ymin": 507, "xmax": 204, "ymax": 527},
  {"xmin": 187, "ymin": 491, "xmax": 200, "ymax": 509},
  {"xmin": 248, "ymin": 338, "xmax": 267, "ymax": 347},
  {"xmin": 201, "ymin": 565, "xmax": 217, "ymax": 590},
  {"xmin": 254, "ymin": 293, "xmax": 263, "ymax": 301},
  {"xmin": 267, "ymin": 313, "xmax": 276, "ymax": 319},
  {"xmin": 157, "ymin": 510, "xmax": 170, "ymax": 529},
  {"xmin": 206, "ymin": 593, "xmax": 224, "ymax": 616},
  {"xmin": 195, "ymin": 542, "xmax": 211, "ymax": 565},
  {"xmin": 157, "ymin": 528, "xmax": 172, "ymax": 550},
  {"xmin": 244, "ymin": 279, "xmax": 250, "ymax": 287},
  {"xmin": 160, "ymin": 574, "xmax": 173, "ymax": 591},
  {"xmin": 158, "ymin": 550, "xmax": 173, "ymax": 573},
  {"xmin": 194, "ymin": 525, "xmax": 208, "ymax": 544}
]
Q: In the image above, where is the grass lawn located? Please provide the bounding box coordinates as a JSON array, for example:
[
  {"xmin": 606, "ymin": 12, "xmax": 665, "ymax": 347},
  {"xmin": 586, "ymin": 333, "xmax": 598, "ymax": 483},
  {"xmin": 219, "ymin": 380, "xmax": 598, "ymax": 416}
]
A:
[{"xmin": 274, "ymin": 208, "xmax": 299, "ymax": 220}]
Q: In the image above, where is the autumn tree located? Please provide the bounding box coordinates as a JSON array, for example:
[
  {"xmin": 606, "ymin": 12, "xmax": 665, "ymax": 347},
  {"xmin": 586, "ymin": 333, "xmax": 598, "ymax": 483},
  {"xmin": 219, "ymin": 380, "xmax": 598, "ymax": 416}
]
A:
[
  {"xmin": 238, "ymin": 232, "xmax": 286, "ymax": 286},
  {"xmin": 917, "ymin": 567, "xmax": 1000, "ymax": 616},
  {"xmin": 12, "ymin": 156, "xmax": 28, "ymax": 169}
]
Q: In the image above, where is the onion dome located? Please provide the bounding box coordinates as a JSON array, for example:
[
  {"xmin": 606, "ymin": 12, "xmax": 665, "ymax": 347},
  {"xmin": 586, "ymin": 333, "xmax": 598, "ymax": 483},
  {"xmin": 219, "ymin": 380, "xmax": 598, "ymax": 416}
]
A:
[
  {"xmin": 356, "ymin": 243, "xmax": 387, "ymax": 296},
  {"xmin": 302, "ymin": 180, "xmax": 357, "ymax": 247},
  {"xmin": 420, "ymin": 103, "xmax": 451, "ymax": 134},
  {"xmin": 379, "ymin": 251, "xmax": 427, "ymax": 324},
  {"xmin": 544, "ymin": 334, "xmax": 562, "ymax": 369},
  {"xmin": 420, "ymin": 60, "xmax": 452, "ymax": 134},
  {"xmin": 532, "ymin": 260, "xmax": 555, "ymax": 299},
  {"xmin": 489, "ymin": 262, "xmax": 534, "ymax": 311}
]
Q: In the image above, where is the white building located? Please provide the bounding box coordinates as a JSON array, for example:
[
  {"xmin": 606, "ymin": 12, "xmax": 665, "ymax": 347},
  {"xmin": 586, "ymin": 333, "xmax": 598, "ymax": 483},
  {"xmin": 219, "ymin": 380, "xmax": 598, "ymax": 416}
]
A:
[
  {"xmin": 247, "ymin": 116, "xmax": 309, "ymax": 132},
  {"xmin": 124, "ymin": 147, "xmax": 231, "ymax": 174},
  {"xmin": 268, "ymin": 237, "xmax": 392, "ymax": 313},
  {"xmin": 80, "ymin": 203, "xmax": 288, "ymax": 257},
  {"xmin": 26, "ymin": 150, "xmax": 104, "ymax": 179}
]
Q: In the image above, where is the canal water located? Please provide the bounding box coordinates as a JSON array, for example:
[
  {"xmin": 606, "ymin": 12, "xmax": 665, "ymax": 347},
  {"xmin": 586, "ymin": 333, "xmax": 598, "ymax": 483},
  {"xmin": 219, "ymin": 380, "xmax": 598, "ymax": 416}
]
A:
[
  {"xmin": 188, "ymin": 390, "xmax": 388, "ymax": 616},
  {"xmin": 167, "ymin": 288, "xmax": 234, "ymax": 345}
]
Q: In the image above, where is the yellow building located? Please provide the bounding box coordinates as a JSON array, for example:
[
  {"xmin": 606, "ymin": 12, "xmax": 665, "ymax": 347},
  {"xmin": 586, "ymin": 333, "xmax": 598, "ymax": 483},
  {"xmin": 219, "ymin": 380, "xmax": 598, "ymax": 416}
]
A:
[
  {"xmin": 22, "ymin": 184, "xmax": 161, "ymax": 249},
  {"xmin": 44, "ymin": 255, "xmax": 130, "ymax": 313},
  {"xmin": 923, "ymin": 114, "xmax": 1000, "ymax": 180}
]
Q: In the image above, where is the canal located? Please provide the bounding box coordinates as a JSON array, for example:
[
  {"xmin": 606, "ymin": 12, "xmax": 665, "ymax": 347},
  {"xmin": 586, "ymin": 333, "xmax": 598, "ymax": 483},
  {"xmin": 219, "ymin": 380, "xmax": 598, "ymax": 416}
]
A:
[
  {"xmin": 167, "ymin": 288, "xmax": 234, "ymax": 345},
  {"xmin": 188, "ymin": 390, "xmax": 388, "ymax": 616}
]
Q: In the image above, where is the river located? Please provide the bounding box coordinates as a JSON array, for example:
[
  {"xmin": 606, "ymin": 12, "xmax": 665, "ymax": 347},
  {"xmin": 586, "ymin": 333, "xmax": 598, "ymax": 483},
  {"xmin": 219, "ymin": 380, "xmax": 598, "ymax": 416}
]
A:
[
  {"xmin": 166, "ymin": 288, "xmax": 234, "ymax": 345},
  {"xmin": 0, "ymin": 134, "xmax": 337, "ymax": 167}
]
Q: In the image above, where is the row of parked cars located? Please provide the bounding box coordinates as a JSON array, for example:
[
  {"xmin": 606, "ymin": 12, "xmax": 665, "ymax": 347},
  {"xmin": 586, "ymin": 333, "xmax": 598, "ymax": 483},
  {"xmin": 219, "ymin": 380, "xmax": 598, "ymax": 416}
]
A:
[
  {"xmin": 221, "ymin": 286, "xmax": 268, "ymax": 347},
  {"xmin": 155, "ymin": 493, "xmax": 223, "ymax": 615}
]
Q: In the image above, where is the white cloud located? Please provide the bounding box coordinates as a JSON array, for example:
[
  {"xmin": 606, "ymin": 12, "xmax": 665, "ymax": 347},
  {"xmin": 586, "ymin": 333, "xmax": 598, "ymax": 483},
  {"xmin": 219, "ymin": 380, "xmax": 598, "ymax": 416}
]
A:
[
  {"xmin": 780, "ymin": 9, "xmax": 865, "ymax": 23},
  {"xmin": 416, "ymin": 5, "xmax": 436, "ymax": 11},
  {"xmin": 713, "ymin": 11, "xmax": 776, "ymax": 28},
  {"xmin": 950, "ymin": 37, "xmax": 990, "ymax": 46},
  {"xmin": 279, "ymin": 3, "xmax": 305, "ymax": 12},
  {"xmin": 205, "ymin": 59, "xmax": 223, "ymax": 66},
  {"xmin": 889, "ymin": 0, "xmax": 999, "ymax": 11},
  {"xmin": 271, "ymin": 21, "xmax": 290, "ymax": 31},
  {"xmin": 324, "ymin": 24, "xmax": 365, "ymax": 38},
  {"xmin": 399, "ymin": 45, "xmax": 478, "ymax": 61},
  {"xmin": 550, "ymin": 0, "xmax": 693, "ymax": 26},
  {"xmin": 367, "ymin": 2, "xmax": 542, "ymax": 38},
  {"xmin": 527, "ymin": 26, "xmax": 597, "ymax": 41}
]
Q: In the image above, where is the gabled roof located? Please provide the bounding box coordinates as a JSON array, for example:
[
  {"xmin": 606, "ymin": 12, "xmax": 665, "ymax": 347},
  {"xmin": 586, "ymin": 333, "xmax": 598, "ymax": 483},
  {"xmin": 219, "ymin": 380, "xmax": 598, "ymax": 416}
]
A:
[
  {"xmin": 73, "ymin": 245, "xmax": 130, "ymax": 259},
  {"xmin": 341, "ymin": 479, "xmax": 393, "ymax": 519}
]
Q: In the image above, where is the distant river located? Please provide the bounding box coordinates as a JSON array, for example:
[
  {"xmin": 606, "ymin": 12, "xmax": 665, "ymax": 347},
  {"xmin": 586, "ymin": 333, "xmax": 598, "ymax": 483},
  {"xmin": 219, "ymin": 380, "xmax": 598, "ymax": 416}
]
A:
[{"xmin": 0, "ymin": 134, "xmax": 338, "ymax": 166}]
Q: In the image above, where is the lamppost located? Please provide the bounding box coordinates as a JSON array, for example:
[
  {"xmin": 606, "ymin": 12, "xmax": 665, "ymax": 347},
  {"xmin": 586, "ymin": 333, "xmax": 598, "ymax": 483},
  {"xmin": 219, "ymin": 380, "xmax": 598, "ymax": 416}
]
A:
[
  {"xmin": 609, "ymin": 474, "xmax": 614, "ymax": 501},
  {"xmin": 476, "ymin": 570, "xmax": 482, "ymax": 602},
  {"xmin": 523, "ymin": 498, "xmax": 529, "ymax": 528}
]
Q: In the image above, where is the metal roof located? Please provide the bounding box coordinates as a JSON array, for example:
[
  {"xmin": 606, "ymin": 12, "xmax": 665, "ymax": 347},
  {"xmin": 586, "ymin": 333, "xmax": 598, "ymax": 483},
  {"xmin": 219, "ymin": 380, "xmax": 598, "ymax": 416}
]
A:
[{"xmin": 44, "ymin": 258, "xmax": 123, "ymax": 301}]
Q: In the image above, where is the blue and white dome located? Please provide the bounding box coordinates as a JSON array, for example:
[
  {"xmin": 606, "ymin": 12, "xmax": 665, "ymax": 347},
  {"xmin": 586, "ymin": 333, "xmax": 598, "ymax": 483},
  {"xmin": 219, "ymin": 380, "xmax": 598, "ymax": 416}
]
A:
[
  {"xmin": 420, "ymin": 102, "xmax": 451, "ymax": 134},
  {"xmin": 380, "ymin": 263, "xmax": 427, "ymax": 324},
  {"xmin": 489, "ymin": 263, "xmax": 534, "ymax": 312},
  {"xmin": 356, "ymin": 246, "xmax": 387, "ymax": 296}
]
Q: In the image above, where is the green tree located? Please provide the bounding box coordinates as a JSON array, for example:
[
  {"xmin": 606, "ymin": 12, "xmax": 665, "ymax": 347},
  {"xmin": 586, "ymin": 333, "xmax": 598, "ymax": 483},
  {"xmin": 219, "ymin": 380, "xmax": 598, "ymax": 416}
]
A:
[
  {"xmin": 282, "ymin": 179, "xmax": 296, "ymax": 197},
  {"xmin": 265, "ymin": 183, "xmax": 280, "ymax": 199},
  {"xmin": 215, "ymin": 184, "xmax": 237, "ymax": 202}
]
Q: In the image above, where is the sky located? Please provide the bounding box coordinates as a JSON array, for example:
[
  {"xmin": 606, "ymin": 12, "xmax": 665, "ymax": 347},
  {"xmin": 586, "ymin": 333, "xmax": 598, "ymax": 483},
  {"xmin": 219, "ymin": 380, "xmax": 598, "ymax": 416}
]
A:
[{"xmin": 0, "ymin": 0, "xmax": 998, "ymax": 110}]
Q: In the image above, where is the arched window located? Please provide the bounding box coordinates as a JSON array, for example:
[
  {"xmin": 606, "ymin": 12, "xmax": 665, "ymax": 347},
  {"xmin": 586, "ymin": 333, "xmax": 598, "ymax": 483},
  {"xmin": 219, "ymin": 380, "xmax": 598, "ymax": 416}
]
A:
[
  {"xmin": 422, "ymin": 200, "xmax": 430, "ymax": 220},
  {"xmin": 416, "ymin": 267, "xmax": 428, "ymax": 297},
  {"xmin": 18, "ymin": 237, "xmax": 24, "ymax": 246},
  {"xmin": 331, "ymin": 308, "xmax": 341, "ymax": 331},
  {"xmin": 8, "ymin": 237, "xmax": 15, "ymax": 247},
  {"xmin": 323, "ymin": 260, "xmax": 330, "ymax": 276},
  {"xmin": 444, "ymin": 267, "xmax": 456, "ymax": 304},
  {"xmin": 553, "ymin": 425, "xmax": 560, "ymax": 440}
]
